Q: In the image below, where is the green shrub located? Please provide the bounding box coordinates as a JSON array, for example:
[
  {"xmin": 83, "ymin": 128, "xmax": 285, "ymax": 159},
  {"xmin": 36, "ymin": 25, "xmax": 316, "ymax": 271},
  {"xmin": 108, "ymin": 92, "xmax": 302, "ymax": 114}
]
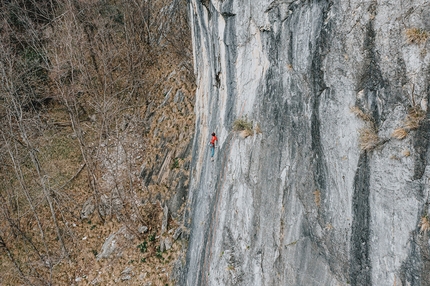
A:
[
  {"xmin": 233, "ymin": 118, "xmax": 254, "ymax": 138},
  {"xmin": 137, "ymin": 241, "xmax": 148, "ymax": 253},
  {"xmin": 233, "ymin": 118, "xmax": 253, "ymax": 131},
  {"xmin": 171, "ymin": 158, "xmax": 180, "ymax": 169},
  {"xmin": 156, "ymin": 246, "xmax": 163, "ymax": 259}
]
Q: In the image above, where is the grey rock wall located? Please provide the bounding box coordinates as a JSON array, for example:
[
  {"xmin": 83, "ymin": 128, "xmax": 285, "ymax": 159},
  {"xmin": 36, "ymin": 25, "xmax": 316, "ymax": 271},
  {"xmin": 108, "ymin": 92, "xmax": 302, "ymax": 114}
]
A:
[{"xmin": 183, "ymin": 0, "xmax": 430, "ymax": 285}]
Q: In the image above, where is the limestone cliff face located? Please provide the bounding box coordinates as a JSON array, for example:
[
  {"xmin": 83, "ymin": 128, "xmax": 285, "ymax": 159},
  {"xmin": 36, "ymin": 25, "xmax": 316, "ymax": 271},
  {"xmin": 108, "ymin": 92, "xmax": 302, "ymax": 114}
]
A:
[{"xmin": 182, "ymin": 0, "xmax": 430, "ymax": 285}]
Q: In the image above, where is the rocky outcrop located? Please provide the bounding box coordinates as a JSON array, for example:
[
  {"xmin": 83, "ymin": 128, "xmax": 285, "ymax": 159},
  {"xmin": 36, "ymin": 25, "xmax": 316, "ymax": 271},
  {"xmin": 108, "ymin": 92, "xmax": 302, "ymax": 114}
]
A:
[
  {"xmin": 96, "ymin": 226, "xmax": 131, "ymax": 260},
  {"xmin": 183, "ymin": 0, "xmax": 430, "ymax": 285}
]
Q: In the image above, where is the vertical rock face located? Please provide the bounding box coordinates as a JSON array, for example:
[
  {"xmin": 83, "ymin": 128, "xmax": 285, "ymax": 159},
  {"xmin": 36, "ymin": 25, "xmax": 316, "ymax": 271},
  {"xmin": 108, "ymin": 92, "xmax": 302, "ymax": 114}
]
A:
[{"xmin": 184, "ymin": 0, "xmax": 430, "ymax": 285}]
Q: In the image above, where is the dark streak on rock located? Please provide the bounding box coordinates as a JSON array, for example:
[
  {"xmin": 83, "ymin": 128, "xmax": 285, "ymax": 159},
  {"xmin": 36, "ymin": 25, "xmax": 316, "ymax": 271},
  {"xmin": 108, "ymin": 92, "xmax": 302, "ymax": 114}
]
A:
[
  {"xmin": 310, "ymin": 0, "xmax": 331, "ymax": 200},
  {"xmin": 201, "ymin": 0, "xmax": 211, "ymax": 18},
  {"xmin": 402, "ymin": 70, "xmax": 430, "ymax": 286},
  {"xmin": 221, "ymin": 12, "xmax": 236, "ymax": 17},
  {"xmin": 356, "ymin": 8, "xmax": 385, "ymax": 126},
  {"xmin": 412, "ymin": 69, "xmax": 430, "ymax": 180},
  {"xmin": 350, "ymin": 153, "xmax": 372, "ymax": 285},
  {"xmin": 400, "ymin": 234, "xmax": 423, "ymax": 286},
  {"xmin": 418, "ymin": 225, "xmax": 430, "ymax": 286},
  {"xmin": 413, "ymin": 115, "xmax": 430, "ymax": 180},
  {"xmin": 349, "ymin": 3, "xmax": 387, "ymax": 284},
  {"xmin": 221, "ymin": 12, "xmax": 237, "ymax": 128},
  {"xmin": 307, "ymin": 0, "xmax": 351, "ymax": 280}
]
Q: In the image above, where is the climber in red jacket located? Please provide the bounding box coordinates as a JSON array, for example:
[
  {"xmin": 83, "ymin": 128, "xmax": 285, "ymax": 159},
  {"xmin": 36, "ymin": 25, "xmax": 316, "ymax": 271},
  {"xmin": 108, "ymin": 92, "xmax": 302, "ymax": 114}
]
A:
[{"xmin": 210, "ymin": 132, "xmax": 218, "ymax": 160}]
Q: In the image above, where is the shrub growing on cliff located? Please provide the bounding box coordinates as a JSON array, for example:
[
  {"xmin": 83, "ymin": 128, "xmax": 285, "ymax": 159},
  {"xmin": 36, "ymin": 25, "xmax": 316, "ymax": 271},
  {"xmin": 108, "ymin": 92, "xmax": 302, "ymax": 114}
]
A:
[
  {"xmin": 419, "ymin": 215, "xmax": 430, "ymax": 234},
  {"xmin": 351, "ymin": 106, "xmax": 382, "ymax": 150},
  {"xmin": 406, "ymin": 28, "xmax": 429, "ymax": 45},
  {"xmin": 313, "ymin": 190, "xmax": 321, "ymax": 207},
  {"xmin": 233, "ymin": 118, "xmax": 252, "ymax": 131},
  {"xmin": 171, "ymin": 158, "xmax": 180, "ymax": 169},
  {"xmin": 350, "ymin": 106, "xmax": 373, "ymax": 122},
  {"xmin": 233, "ymin": 118, "xmax": 253, "ymax": 138},
  {"xmin": 391, "ymin": 128, "xmax": 408, "ymax": 140},
  {"xmin": 402, "ymin": 149, "xmax": 411, "ymax": 157},
  {"xmin": 391, "ymin": 107, "xmax": 426, "ymax": 140},
  {"xmin": 404, "ymin": 107, "xmax": 426, "ymax": 130},
  {"xmin": 358, "ymin": 124, "xmax": 380, "ymax": 151}
]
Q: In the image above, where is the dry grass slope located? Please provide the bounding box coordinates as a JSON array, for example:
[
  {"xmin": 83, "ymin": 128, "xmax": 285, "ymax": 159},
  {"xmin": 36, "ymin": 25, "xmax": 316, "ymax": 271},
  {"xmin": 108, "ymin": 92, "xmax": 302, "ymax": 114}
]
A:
[{"xmin": 0, "ymin": 0, "xmax": 194, "ymax": 285}]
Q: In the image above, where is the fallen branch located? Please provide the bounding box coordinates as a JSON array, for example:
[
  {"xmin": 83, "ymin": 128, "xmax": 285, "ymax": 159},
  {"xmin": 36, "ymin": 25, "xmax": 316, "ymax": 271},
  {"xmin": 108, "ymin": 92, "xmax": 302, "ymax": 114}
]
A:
[
  {"xmin": 53, "ymin": 163, "xmax": 86, "ymax": 192},
  {"xmin": 52, "ymin": 122, "xmax": 72, "ymax": 127}
]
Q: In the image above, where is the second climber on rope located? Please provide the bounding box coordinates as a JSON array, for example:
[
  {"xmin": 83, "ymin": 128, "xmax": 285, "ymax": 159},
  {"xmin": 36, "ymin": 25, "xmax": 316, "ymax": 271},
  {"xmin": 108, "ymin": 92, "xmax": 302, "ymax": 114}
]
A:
[{"xmin": 209, "ymin": 132, "xmax": 218, "ymax": 161}]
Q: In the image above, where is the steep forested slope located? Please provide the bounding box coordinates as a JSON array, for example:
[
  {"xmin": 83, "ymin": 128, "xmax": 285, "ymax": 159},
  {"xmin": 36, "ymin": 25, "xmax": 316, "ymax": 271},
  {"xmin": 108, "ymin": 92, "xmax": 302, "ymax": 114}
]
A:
[{"xmin": 0, "ymin": 0, "xmax": 194, "ymax": 285}]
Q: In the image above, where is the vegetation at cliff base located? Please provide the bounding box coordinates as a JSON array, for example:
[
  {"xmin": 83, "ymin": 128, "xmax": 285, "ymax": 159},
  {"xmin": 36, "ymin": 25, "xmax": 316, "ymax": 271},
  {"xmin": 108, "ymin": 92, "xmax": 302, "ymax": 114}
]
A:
[{"xmin": 0, "ymin": 0, "xmax": 194, "ymax": 285}]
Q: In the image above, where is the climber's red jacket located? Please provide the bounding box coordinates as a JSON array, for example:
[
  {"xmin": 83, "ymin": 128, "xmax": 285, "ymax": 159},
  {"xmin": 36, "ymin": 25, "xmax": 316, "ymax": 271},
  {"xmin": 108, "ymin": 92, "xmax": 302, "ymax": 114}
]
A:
[{"xmin": 210, "ymin": 135, "xmax": 218, "ymax": 146}]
